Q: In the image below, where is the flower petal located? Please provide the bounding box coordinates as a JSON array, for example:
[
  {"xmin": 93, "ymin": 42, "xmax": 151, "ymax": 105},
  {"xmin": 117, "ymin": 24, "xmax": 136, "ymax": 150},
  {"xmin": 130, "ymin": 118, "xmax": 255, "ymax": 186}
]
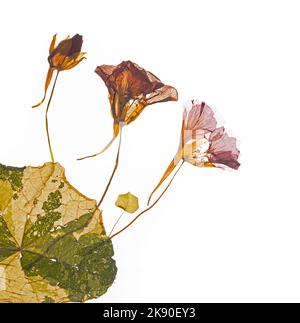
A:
[
  {"xmin": 146, "ymin": 85, "xmax": 178, "ymax": 105},
  {"xmin": 209, "ymin": 127, "xmax": 225, "ymax": 141},
  {"xmin": 123, "ymin": 85, "xmax": 178, "ymax": 125},
  {"xmin": 208, "ymin": 128, "xmax": 240, "ymax": 169},
  {"xmin": 62, "ymin": 53, "xmax": 86, "ymax": 70},
  {"xmin": 184, "ymin": 101, "xmax": 217, "ymax": 133},
  {"xmin": 68, "ymin": 34, "xmax": 83, "ymax": 56},
  {"xmin": 123, "ymin": 100, "xmax": 146, "ymax": 125},
  {"xmin": 95, "ymin": 65, "xmax": 116, "ymax": 82},
  {"xmin": 49, "ymin": 37, "xmax": 72, "ymax": 58},
  {"xmin": 96, "ymin": 61, "xmax": 165, "ymax": 98},
  {"xmin": 210, "ymin": 130, "xmax": 239, "ymax": 156},
  {"xmin": 210, "ymin": 152, "xmax": 240, "ymax": 169},
  {"xmin": 49, "ymin": 34, "xmax": 57, "ymax": 54}
]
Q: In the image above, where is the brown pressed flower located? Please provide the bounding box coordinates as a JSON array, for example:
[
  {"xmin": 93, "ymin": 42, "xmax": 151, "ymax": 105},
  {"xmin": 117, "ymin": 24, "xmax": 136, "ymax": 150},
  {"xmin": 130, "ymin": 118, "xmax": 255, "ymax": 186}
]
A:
[
  {"xmin": 97, "ymin": 60, "xmax": 178, "ymax": 134},
  {"xmin": 78, "ymin": 61, "xmax": 178, "ymax": 160},
  {"xmin": 32, "ymin": 34, "xmax": 86, "ymax": 108},
  {"xmin": 148, "ymin": 100, "xmax": 240, "ymax": 204}
]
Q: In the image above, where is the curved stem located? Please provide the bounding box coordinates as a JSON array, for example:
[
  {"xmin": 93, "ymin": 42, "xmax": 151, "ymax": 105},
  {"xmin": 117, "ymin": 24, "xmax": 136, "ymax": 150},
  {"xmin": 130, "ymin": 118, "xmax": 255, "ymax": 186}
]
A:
[
  {"xmin": 110, "ymin": 160, "xmax": 185, "ymax": 239},
  {"xmin": 97, "ymin": 127, "xmax": 123, "ymax": 208},
  {"xmin": 108, "ymin": 210, "xmax": 125, "ymax": 237},
  {"xmin": 77, "ymin": 135, "xmax": 117, "ymax": 161},
  {"xmin": 45, "ymin": 71, "xmax": 60, "ymax": 163}
]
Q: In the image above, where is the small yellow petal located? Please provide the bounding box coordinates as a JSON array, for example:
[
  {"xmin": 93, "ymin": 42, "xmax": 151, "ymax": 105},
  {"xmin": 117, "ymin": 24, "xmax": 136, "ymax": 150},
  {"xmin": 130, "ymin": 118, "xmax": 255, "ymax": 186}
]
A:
[
  {"xmin": 49, "ymin": 34, "xmax": 57, "ymax": 54},
  {"xmin": 204, "ymin": 162, "xmax": 215, "ymax": 168},
  {"xmin": 63, "ymin": 56, "xmax": 86, "ymax": 70}
]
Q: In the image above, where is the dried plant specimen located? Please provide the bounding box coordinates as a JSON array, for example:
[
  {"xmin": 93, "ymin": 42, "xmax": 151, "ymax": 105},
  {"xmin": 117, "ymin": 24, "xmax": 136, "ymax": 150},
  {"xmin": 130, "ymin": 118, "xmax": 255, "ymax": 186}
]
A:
[
  {"xmin": 77, "ymin": 60, "xmax": 178, "ymax": 218},
  {"xmin": 33, "ymin": 34, "xmax": 86, "ymax": 109},
  {"xmin": 147, "ymin": 100, "xmax": 240, "ymax": 206},
  {"xmin": 0, "ymin": 163, "xmax": 116, "ymax": 303},
  {"xmin": 0, "ymin": 33, "xmax": 240, "ymax": 303},
  {"xmin": 115, "ymin": 193, "xmax": 139, "ymax": 214},
  {"xmin": 107, "ymin": 192, "xmax": 140, "ymax": 238},
  {"xmin": 78, "ymin": 61, "xmax": 178, "ymax": 160},
  {"xmin": 32, "ymin": 34, "xmax": 86, "ymax": 162}
]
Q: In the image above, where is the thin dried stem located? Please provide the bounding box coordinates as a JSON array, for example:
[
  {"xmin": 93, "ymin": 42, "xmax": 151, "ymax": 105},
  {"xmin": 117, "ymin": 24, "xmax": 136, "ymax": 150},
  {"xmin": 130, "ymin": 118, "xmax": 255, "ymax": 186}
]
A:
[
  {"xmin": 108, "ymin": 210, "xmax": 125, "ymax": 237},
  {"xmin": 97, "ymin": 128, "xmax": 123, "ymax": 208},
  {"xmin": 77, "ymin": 136, "xmax": 117, "ymax": 161},
  {"xmin": 45, "ymin": 71, "xmax": 60, "ymax": 163},
  {"xmin": 110, "ymin": 160, "xmax": 185, "ymax": 239}
]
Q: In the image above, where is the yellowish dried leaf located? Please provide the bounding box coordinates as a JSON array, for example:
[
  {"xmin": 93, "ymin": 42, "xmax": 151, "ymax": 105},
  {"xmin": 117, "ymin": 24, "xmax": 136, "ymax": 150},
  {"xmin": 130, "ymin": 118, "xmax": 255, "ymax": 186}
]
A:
[
  {"xmin": 115, "ymin": 192, "xmax": 139, "ymax": 214},
  {"xmin": 0, "ymin": 162, "xmax": 117, "ymax": 303}
]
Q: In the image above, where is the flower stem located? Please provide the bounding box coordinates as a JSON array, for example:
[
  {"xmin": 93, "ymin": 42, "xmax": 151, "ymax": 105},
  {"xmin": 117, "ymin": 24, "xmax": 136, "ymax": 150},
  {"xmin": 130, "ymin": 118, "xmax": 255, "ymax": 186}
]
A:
[
  {"xmin": 97, "ymin": 127, "xmax": 123, "ymax": 208},
  {"xmin": 45, "ymin": 71, "xmax": 60, "ymax": 163},
  {"xmin": 108, "ymin": 210, "xmax": 125, "ymax": 237},
  {"xmin": 110, "ymin": 160, "xmax": 185, "ymax": 239},
  {"xmin": 77, "ymin": 135, "xmax": 117, "ymax": 161}
]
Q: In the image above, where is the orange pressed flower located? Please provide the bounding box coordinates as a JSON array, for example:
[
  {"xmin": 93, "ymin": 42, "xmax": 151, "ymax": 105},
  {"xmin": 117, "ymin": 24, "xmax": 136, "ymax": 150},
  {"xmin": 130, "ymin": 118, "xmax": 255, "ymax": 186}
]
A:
[
  {"xmin": 32, "ymin": 34, "xmax": 86, "ymax": 108},
  {"xmin": 79, "ymin": 61, "xmax": 178, "ymax": 159},
  {"xmin": 32, "ymin": 34, "xmax": 85, "ymax": 163}
]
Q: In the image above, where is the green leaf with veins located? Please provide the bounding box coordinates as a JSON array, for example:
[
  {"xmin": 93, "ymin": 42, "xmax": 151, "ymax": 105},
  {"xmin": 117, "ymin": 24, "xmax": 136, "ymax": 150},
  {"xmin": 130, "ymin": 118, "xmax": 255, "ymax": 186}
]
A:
[{"xmin": 0, "ymin": 162, "xmax": 117, "ymax": 303}]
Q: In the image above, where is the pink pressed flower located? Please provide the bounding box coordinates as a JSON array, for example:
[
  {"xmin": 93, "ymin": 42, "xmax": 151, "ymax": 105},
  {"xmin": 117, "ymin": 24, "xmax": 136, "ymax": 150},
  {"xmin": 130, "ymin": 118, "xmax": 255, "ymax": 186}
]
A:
[
  {"xmin": 148, "ymin": 100, "xmax": 240, "ymax": 204},
  {"xmin": 182, "ymin": 101, "xmax": 240, "ymax": 169},
  {"xmin": 185, "ymin": 126, "xmax": 240, "ymax": 169}
]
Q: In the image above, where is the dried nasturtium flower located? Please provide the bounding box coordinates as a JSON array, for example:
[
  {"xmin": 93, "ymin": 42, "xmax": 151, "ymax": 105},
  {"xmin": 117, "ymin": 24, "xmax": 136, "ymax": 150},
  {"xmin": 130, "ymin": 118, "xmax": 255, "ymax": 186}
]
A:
[
  {"xmin": 0, "ymin": 162, "xmax": 116, "ymax": 303},
  {"xmin": 32, "ymin": 34, "xmax": 86, "ymax": 108},
  {"xmin": 115, "ymin": 192, "xmax": 139, "ymax": 214},
  {"xmin": 79, "ymin": 61, "xmax": 178, "ymax": 159},
  {"xmin": 148, "ymin": 100, "xmax": 240, "ymax": 204}
]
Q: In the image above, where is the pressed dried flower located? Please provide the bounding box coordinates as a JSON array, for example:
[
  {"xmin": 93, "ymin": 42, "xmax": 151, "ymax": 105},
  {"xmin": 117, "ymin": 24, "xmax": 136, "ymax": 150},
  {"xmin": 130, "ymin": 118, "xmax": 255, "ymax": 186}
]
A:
[
  {"xmin": 32, "ymin": 34, "xmax": 86, "ymax": 108},
  {"xmin": 148, "ymin": 100, "xmax": 240, "ymax": 204},
  {"xmin": 81, "ymin": 61, "xmax": 178, "ymax": 157}
]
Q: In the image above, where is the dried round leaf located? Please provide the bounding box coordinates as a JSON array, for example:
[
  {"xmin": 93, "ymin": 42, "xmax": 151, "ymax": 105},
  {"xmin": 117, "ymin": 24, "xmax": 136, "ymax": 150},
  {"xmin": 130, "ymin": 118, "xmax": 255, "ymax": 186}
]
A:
[{"xmin": 115, "ymin": 192, "xmax": 139, "ymax": 214}]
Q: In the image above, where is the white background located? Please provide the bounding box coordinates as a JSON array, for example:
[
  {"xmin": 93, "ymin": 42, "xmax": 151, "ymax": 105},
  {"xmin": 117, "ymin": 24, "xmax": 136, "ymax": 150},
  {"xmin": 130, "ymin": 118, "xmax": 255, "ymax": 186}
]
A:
[{"xmin": 0, "ymin": 0, "xmax": 299, "ymax": 303}]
